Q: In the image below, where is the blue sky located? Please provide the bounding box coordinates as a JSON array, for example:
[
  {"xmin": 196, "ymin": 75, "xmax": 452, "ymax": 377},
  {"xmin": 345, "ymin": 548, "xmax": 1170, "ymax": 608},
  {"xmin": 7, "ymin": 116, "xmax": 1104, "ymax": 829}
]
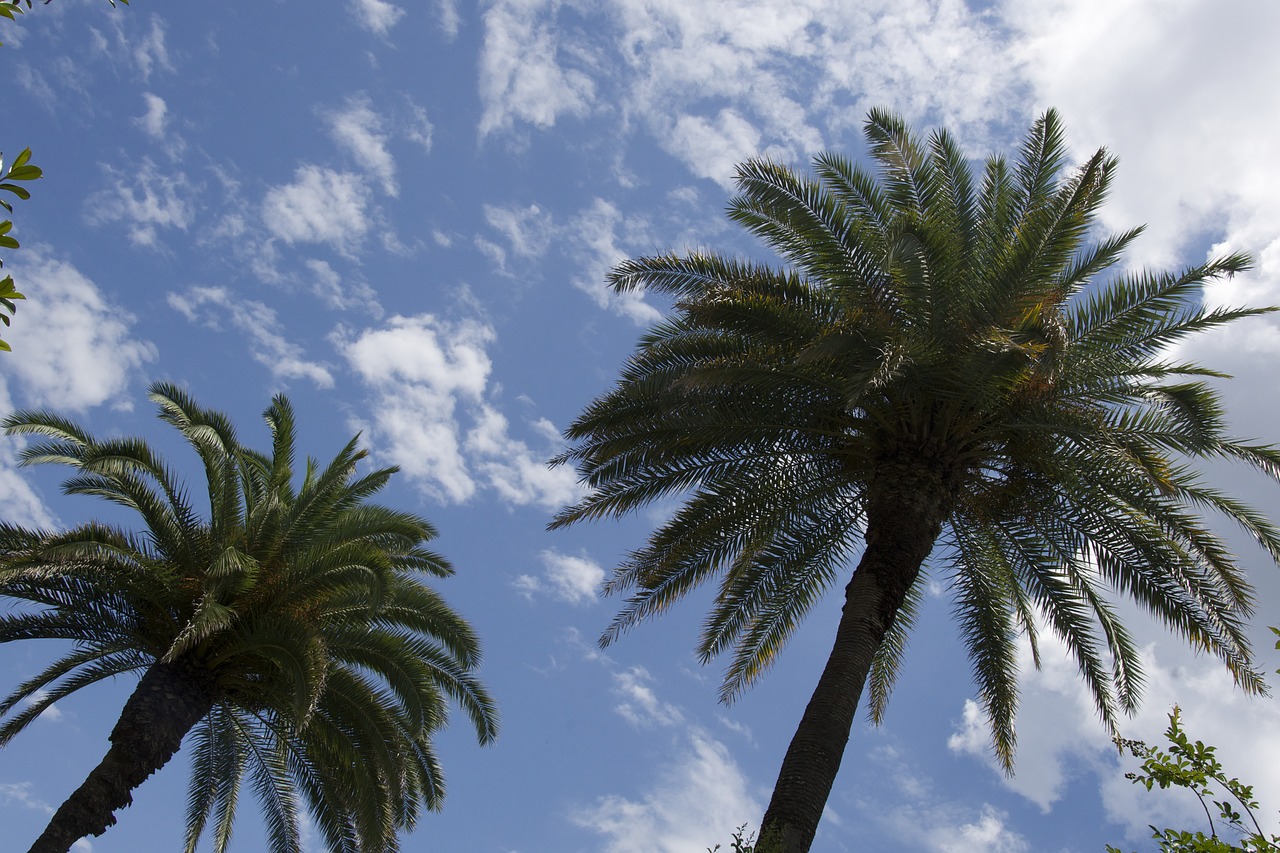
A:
[{"xmin": 2, "ymin": 1, "xmax": 1280, "ymax": 851}]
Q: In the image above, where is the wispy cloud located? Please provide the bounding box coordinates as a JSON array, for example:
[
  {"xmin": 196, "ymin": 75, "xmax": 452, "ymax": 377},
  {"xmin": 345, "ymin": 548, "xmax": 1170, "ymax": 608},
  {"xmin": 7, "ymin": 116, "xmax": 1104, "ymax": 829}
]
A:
[
  {"xmin": 353, "ymin": 0, "xmax": 406, "ymax": 36},
  {"xmin": 168, "ymin": 286, "xmax": 335, "ymax": 389},
  {"xmin": 613, "ymin": 667, "xmax": 684, "ymax": 729},
  {"xmin": 325, "ymin": 95, "xmax": 398, "ymax": 196},
  {"xmin": 134, "ymin": 92, "xmax": 167, "ymax": 139},
  {"xmin": 88, "ymin": 159, "xmax": 197, "ymax": 249},
  {"xmin": 865, "ymin": 743, "xmax": 1030, "ymax": 853},
  {"xmin": 0, "ymin": 782, "xmax": 53, "ymax": 814},
  {"xmin": 573, "ymin": 728, "xmax": 761, "ymax": 853},
  {"xmin": 566, "ymin": 199, "xmax": 661, "ymax": 326}
]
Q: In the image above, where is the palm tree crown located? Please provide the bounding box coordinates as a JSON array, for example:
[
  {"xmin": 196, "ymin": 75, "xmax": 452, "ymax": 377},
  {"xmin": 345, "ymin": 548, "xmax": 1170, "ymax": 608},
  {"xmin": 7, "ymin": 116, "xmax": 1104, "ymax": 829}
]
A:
[
  {"xmin": 551, "ymin": 109, "xmax": 1280, "ymax": 852},
  {"xmin": 0, "ymin": 383, "xmax": 497, "ymax": 853}
]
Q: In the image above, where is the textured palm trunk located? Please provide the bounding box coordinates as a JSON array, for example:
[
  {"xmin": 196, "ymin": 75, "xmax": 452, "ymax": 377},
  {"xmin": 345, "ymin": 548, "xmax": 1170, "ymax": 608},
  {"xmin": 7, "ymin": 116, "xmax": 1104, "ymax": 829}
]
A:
[
  {"xmin": 27, "ymin": 660, "xmax": 215, "ymax": 853},
  {"xmin": 757, "ymin": 467, "xmax": 950, "ymax": 853}
]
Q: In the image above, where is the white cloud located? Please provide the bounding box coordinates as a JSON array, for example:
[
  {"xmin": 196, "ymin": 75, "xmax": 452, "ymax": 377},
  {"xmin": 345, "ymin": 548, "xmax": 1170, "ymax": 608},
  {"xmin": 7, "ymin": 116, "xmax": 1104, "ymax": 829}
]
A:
[
  {"xmin": 325, "ymin": 95, "xmax": 398, "ymax": 196},
  {"xmin": 403, "ymin": 99, "xmax": 434, "ymax": 151},
  {"xmin": 478, "ymin": 0, "xmax": 596, "ymax": 138},
  {"xmin": 20, "ymin": 691, "xmax": 63, "ymax": 723},
  {"xmin": 567, "ymin": 199, "xmax": 661, "ymax": 326},
  {"xmin": 613, "ymin": 666, "xmax": 684, "ymax": 729},
  {"xmin": 261, "ymin": 166, "xmax": 371, "ymax": 247},
  {"xmin": 1004, "ymin": 0, "xmax": 1280, "ymax": 269},
  {"xmin": 514, "ymin": 549, "xmax": 604, "ymax": 604},
  {"xmin": 134, "ymin": 92, "xmax": 167, "ymax": 139},
  {"xmin": 354, "ymin": 0, "xmax": 406, "ymax": 36},
  {"xmin": 131, "ymin": 18, "xmax": 173, "ymax": 81},
  {"xmin": 88, "ymin": 159, "xmax": 196, "ymax": 248},
  {"xmin": 867, "ymin": 744, "xmax": 1031, "ymax": 853},
  {"xmin": 0, "ymin": 782, "xmax": 53, "ymax": 814},
  {"xmin": 465, "ymin": 407, "xmax": 581, "ymax": 508},
  {"xmin": 997, "ymin": 0, "xmax": 1280, "ymax": 455},
  {"xmin": 475, "ymin": 1, "xmax": 1021, "ymax": 180},
  {"xmin": 14, "ymin": 63, "xmax": 55, "ymax": 107},
  {"xmin": 574, "ymin": 729, "xmax": 761, "ymax": 853},
  {"xmin": 473, "ymin": 237, "xmax": 508, "ymax": 273},
  {"xmin": 339, "ymin": 314, "xmax": 491, "ymax": 503},
  {"xmin": 666, "ymin": 109, "xmax": 762, "ymax": 189},
  {"xmin": 0, "ymin": 379, "xmax": 58, "ymax": 530},
  {"xmin": 303, "ymin": 259, "xmax": 383, "ymax": 318},
  {"xmin": 436, "ymin": 0, "xmax": 462, "ymax": 38},
  {"xmin": 0, "ymin": 445, "xmax": 57, "ymax": 530},
  {"xmin": 338, "ymin": 314, "xmax": 579, "ymax": 508},
  {"xmin": 924, "ymin": 805, "xmax": 1029, "ymax": 853},
  {"xmin": 483, "ymin": 203, "xmax": 554, "ymax": 260},
  {"xmin": 168, "ymin": 286, "xmax": 334, "ymax": 389},
  {"xmin": 0, "ymin": 786, "xmax": 95, "ymax": 850},
  {"xmin": 948, "ymin": 625, "xmax": 1280, "ymax": 842},
  {"xmin": 3, "ymin": 249, "xmax": 156, "ymax": 412}
]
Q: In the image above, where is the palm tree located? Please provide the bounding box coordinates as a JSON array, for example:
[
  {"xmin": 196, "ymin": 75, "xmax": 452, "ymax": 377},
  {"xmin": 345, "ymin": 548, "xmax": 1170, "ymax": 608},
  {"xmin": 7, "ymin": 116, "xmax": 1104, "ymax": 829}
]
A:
[
  {"xmin": 0, "ymin": 383, "xmax": 498, "ymax": 853},
  {"xmin": 550, "ymin": 110, "xmax": 1280, "ymax": 853}
]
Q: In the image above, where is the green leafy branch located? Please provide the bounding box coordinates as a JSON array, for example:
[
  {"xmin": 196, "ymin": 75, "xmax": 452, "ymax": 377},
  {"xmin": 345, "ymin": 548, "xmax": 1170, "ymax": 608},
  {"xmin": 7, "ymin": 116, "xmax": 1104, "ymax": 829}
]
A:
[
  {"xmin": 0, "ymin": 147, "xmax": 41, "ymax": 352},
  {"xmin": 708, "ymin": 825, "xmax": 758, "ymax": 853},
  {"xmin": 1106, "ymin": 707, "xmax": 1279, "ymax": 853}
]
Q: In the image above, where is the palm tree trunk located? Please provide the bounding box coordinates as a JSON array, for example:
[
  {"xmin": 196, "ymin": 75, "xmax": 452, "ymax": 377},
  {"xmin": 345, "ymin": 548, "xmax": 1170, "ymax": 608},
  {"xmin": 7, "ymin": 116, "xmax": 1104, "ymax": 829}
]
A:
[
  {"xmin": 758, "ymin": 470, "xmax": 950, "ymax": 853},
  {"xmin": 27, "ymin": 661, "xmax": 215, "ymax": 853}
]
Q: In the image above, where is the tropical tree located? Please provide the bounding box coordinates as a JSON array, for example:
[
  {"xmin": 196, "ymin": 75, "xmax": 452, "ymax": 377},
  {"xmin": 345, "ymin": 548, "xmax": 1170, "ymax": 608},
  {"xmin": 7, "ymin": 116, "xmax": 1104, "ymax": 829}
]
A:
[
  {"xmin": 550, "ymin": 109, "xmax": 1280, "ymax": 853},
  {"xmin": 0, "ymin": 383, "xmax": 498, "ymax": 853}
]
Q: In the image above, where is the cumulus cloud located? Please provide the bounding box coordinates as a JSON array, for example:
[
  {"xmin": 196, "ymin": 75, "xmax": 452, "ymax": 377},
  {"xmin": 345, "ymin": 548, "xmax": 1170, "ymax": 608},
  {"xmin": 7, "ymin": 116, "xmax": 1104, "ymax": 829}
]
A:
[
  {"xmin": 262, "ymin": 165, "xmax": 371, "ymax": 247},
  {"xmin": 947, "ymin": 624, "xmax": 1280, "ymax": 842},
  {"xmin": 168, "ymin": 286, "xmax": 335, "ymax": 388},
  {"xmin": 337, "ymin": 314, "xmax": 574, "ymax": 508},
  {"xmin": 514, "ymin": 549, "xmax": 604, "ymax": 604},
  {"xmin": 465, "ymin": 407, "xmax": 581, "ymax": 508},
  {"xmin": 997, "ymin": 0, "xmax": 1280, "ymax": 454},
  {"xmin": 353, "ymin": 0, "xmax": 406, "ymax": 36},
  {"xmin": 3, "ymin": 249, "xmax": 156, "ymax": 411},
  {"xmin": 666, "ymin": 109, "xmax": 763, "ymax": 189},
  {"xmin": 325, "ymin": 95, "xmax": 398, "ymax": 196},
  {"xmin": 574, "ymin": 729, "xmax": 761, "ymax": 853},
  {"xmin": 1005, "ymin": 0, "xmax": 1280, "ymax": 266},
  {"xmin": 339, "ymin": 314, "xmax": 492, "ymax": 503},
  {"xmin": 88, "ymin": 159, "xmax": 196, "ymax": 248},
  {"xmin": 478, "ymin": 0, "xmax": 596, "ymax": 138}
]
